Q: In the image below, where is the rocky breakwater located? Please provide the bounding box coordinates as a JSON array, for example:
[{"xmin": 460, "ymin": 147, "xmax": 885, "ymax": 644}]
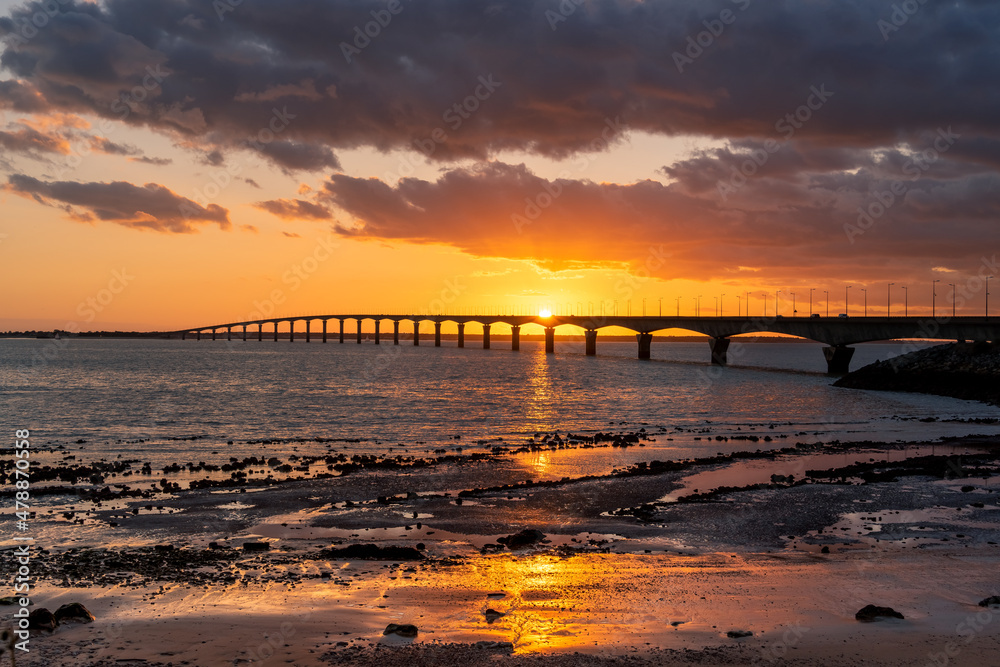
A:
[{"xmin": 834, "ymin": 341, "xmax": 1000, "ymax": 406}]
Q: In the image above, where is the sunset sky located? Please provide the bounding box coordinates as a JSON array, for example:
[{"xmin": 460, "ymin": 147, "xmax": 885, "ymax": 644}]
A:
[{"xmin": 1, "ymin": 0, "xmax": 998, "ymax": 331}]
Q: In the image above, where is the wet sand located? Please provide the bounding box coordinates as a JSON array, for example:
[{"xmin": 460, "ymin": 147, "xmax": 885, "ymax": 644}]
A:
[{"xmin": 10, "ymin": 436, "xmax": 1000, "ymax": 666}]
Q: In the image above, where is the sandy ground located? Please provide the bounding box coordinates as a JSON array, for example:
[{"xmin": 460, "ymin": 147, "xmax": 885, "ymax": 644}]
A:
[{"xmin": 8, "ymin": 440, "xmax": 1000, "ymax": 666}]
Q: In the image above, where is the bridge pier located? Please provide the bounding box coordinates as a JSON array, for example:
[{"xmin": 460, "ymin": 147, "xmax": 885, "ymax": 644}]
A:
[
  {"xmin": 413, "ymin": 322, "xmax": 420, "ymax": 345},
  {"xmin": 393, "ymin": 320, "xmax": 400, "ymax": 345},
  {"xmin": 710, "ymin": 336, "xmax": 730, "ymax": 365},
  {"xmin": 196, "ymin": 330, "xmax": 201, "ymax": 341},
  {"xmin": 242, "ymin": 325, "xmax": 247, "ymax": 342},
  {"xmin": 322, "ymin": 319, "xmax": 327, "ymax": 343},
  {"xmin": 511, "ymin": 325, "xmax": 520, "ymax": 351},
  {"xmin": 374, "ymin": 320, "xmax": 381, "ymax": 345},
  {"xmin": 258, "ymin": 323, "xmax": 263, "ymax": 341},
  {"xmin": 544, "ymin": 327, "xmax": 555, "ymax": 354},
  {"xmin": 289, "ymin": 321, "xmax": 294, "ymax": 342},
  {"xmin": 585, "ymin": 330, "xmax": 597, "ymax": 356},
  {"xmin": 181, "ymin": 331, "xmax": 186, "ymax": 340},
  {"xmin": 356, "ymin": 319, "xmax": 362, "ymax": 344},
  {"xmin": 274, "ymin": 322, "xmax": 279, "ymax": 342},
  {"xmin": 483, "ymin": 324, "xmax": 491, "ymax": 349},
  {"xmin": 637, "ymin": 332, "xmax": 653, "ymax": 360},
  {"xmin": 305, "ymin": 320, "xmax": 311, "ymax": 343},
  {"xmin": 211, "ymin": 329, "xmax": 216, "ymax": 341},
  {"xmin": 823, "ymin": 345, "xmax": 855, "ymax": 374},
  {"xmin": 339, "ymin": 319, "xmax": 344, "ymax": 344},
  {"xmin": 435, "ymin": 322, "xmax": 442, "ymax": 347},
  {"xmin": 457, "ymin": 323, "xmax": 465, "ymax": 348}
]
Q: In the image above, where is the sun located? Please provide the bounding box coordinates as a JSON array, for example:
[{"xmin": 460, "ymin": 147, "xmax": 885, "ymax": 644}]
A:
[{"xmin": 539, "ymin": 309, "xmax": 552, "ymax": 318}]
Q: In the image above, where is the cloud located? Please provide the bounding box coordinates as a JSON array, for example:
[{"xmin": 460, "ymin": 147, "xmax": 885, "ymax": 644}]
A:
[
  {"xmin": 128, "ymin": 155, "xmax": 172, "ymax": 165},
  {"xmin": 320, "ymin": 159, "xmax": 1000, "ymax": 283},
  {"xmin": 88, "ymin": 136, "xmax": 141, "ymax": 156},
  {"xmin": 5, "ymin": 174, "xmax": 230, "ymax": 233},
  {"xmin": 3, "ymin": 1, "xmax": 999, "ymax": 164},
  {"xmin": 254, "ymin": 197, "xmax": 332, "ymax": 220},
  {"xmin": 0, "ymin": 124, "xmax": 71, "ymax": 156}
]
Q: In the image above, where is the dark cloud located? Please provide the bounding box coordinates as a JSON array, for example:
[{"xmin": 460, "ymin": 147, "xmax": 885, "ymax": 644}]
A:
[
  {"xmin": 0, "ymin": 125, "xmax": 69, "ymax": 156},
  {"xmin": 89, "ymin": 136, "xmax": 141, "ymax": 155},
  {"xmin": 254, "ymin": 198, "xmax": 332, "ymax": 221},
  {"xmin": 5, "ymin": 173, "xmax": 230, "ymax": 233},
  {"xmin": 128, "ymin": 155, "xmax": 173, "ymax": 165},
  {"xmin": 2, "ymin": 1, "xmax": 998, "ymax": 162}
]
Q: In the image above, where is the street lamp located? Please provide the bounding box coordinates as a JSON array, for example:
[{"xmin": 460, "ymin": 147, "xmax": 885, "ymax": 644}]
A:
[
  {"xmin": 824, "ymin": 290, "xmax": 829, "ymax": 317},
  {"xmin": 901, "ymin": 286, "xmax": 908, "ymax": 317},
  {"xmin": 762, "ymin": 292, "xmax": 768, "ymax": 317},
  {"xmin": 642, "ymin": 298, "xmax": 646, "ymax": 316},
  {"xmin": 776, "ymin": 290, "xmax": 781, "ymax": 317},
  {"xmin": 696, "ymin": 295, "xmax": 702, "ymax": 317},
  {"xmin": 721, "ymin": 293, "xmax": 725, "ymax": 317},
  {"xmin": 736, "ymin": 294, "xmax": 742, "ymax": 317},
  {"xmin": 861, "ymin": 287, "xmax": 867, "ymax": 317},
  {"xmin": 809, "ymin": 288, "xmax": 815, "ymax": 317},
  {"xmin": 949, "ymin": 283, "xmax": 956, "ymax": 317},
  {"xmin": 846, "ymin": 285, "xmax": 851, "ymax": 316},
  {"xmin": 887, "ymin": 282, "xmax": 894, "ymax": 318},
  {"xmin": 658, "ymin": 297, "xmax": 662, "ymax": 317},
  {"xmin": 791, "ymin": 291, "xmax": 796, "ymax": 316},
  {"xmin": 987, "ymin": 276, "xmax": 992, "ymax": 318},
  {"xmin": 714, "ymin": 296, "xmax": 719, "ymax": 317},
  {"xmin": 676, "ymin": 297, "xmax": 681, "ymax": 316},
  {"xmin": 932, "ymin": 279, "xmax": 940, "ymax": 318}
]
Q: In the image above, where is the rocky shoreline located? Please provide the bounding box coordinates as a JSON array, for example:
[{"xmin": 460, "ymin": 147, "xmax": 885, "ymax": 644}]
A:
[{"xmin": 834, "ymin": 341, "xmax": 1000, "ymax": 406}]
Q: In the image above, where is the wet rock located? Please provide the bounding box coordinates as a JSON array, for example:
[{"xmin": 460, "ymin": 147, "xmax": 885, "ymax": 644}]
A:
[
  {"xmin": 243, "ymin": 541, "xmax": 271, "ymax": 552},
  {"xmin": 154, "ymin": 544, "xmax": 174, "ymax": 552},
  {"xmin": 383, "ymin": 623, "xmax": 418, "ymax": 637},
  {"xmin": 28, "ymin": 608, "xmax": 57, "ymax": 631},
  {"xmin": 321, "ymin": 544, "xmax": 424, "ymax": 560},
  {"xmin": 855, "ymin": 604, "xmax": 904, "ymax": 621},
  {"xmin": 53, "ymin": 602, "xmax": 95, "ymax": 624},
  {"xmin": 473, "ymin": 640, "xmax": 514, "ymax": 652},
  {"xmin": 484, "ymin": 609, "xmax": 505, "ymax": 624},
  {"xmin": 979, "ymin": 596, "xmax": 1000, "ymax": 607},
  {"xmin": 727, "ymin": 629, "xmax": 753, "ymax": 638},
  {"xmin": 497, "ymin": 529, "xmax": 546, "ymax": 549}
]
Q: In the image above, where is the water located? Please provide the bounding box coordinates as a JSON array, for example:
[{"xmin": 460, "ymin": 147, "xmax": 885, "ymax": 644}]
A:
[{"xmin": 1, "ymin": 337, "xmax": 998, "ymax": 476}]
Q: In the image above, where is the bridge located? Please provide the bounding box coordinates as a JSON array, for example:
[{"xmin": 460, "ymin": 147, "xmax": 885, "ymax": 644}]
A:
[{"xmin": 173, "ymin": 314, "xmax": 999, "ymax": 373}]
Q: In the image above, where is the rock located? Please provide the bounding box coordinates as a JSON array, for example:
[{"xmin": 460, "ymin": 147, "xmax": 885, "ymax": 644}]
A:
[
  {"xmin": 497, "ymin": 529, "xmax": 547, "ymax": 549},
  {"xmin": 28, "ymin": 608, "xmax": 57, "ymax": 631},
  {"xmin": 727, "ymin": 629, "xmax": 753, "ymax": 638},
  {"xmin": 484, "ymin": 609, "xmax": 505, "ymax": 624},
  {"xmin": 473, "ymin": 640, "xmax": 514, "ymax": 652},
  {"xmin": 321, "ymin": 544, "xmax": 424, "ymax": 560},
  {"xmin": 821, "ymin": 546, "xmax": 830, "ymax": 554},
  {"xmin": 855, "ymin": 605, "xmax": 904, "ymax": 621},
  {"xmin": 383, "ymin": 623, "xmax": 418, "ymax": 637},
  {"xmin": 154, "ymin": 544, "xmax": 174, "ymax": 552},
  {"xmin": 53, "ymin": 602, "xmax": 95, "ymax": 624},
  {"xmin": 979, "ymin": 596, "xmax": 1000, "ymax": 607},
  {"xmin": 0, "ymin": 597, "xmax": 16, "ymax": 605},
  {"xmin": 243, "ymin": 541, "xmax": 271, "ymax": 552}
]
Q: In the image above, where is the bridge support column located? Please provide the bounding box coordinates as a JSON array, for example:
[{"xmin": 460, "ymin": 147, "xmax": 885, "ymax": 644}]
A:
[
  {"xmin": 322, "ymin": 319, "xmax": 327, "ymax": 343},
  {"xmin": 823, "ymin": 345, "xmax": 855, "ymax": 374},
  {"xmin": 483, "ymin": 324, "xmax": 491, "ymax": 349},
  {"xmin": 289, "ymin": 321, "xmax": 294, "ymax": 342},
  {"xmin": 305, "ymin": 320, "xmax": 311, "ymax": 343},
  {"xmin": 457, "ymin": 323, "xmax": 465, "ymax": 348},
  {"xmin": 585, "ymin": 330, "xmax": 597, "ymax": 356},
  {"xmin": 393, "ymin": 321, "xmax": 400, "ymax": 345},
  {"xmin": 356, "ymin": 319, "xmax": 362, "ymax": 344},
  {"xmin": 212, "ymin": 329, "xmax": 217, "ymax": 341},
  {"xmin": 258, "ymin": 324, "xmax": 263, "ymax": 341},
  {"xmin": 709, "ymin": 336, "xmax": 730, "ymax": 365},
  {"xmin": 413, "ymin": 322, "xmax": 420, "ymax": 345},
  {"xmin": 274, "ymin": 322, "xmax": 279, "ymax": 342},
  {"xmin": 545, "ymin": 327, "xmax": 555, "ymax": 354},
  {"xmin": 374, "ymin": 320, "xmax": 381, "ymax": 345},
  {"xmin": 511, "ymin": 325, "xmax": 520, "ymax": 351},
  {"xmin": 637, "ymin": 332, "xmax": 653, "ymax": 360},
  {"xmin": 339, "ymin": 319, "xmax": 344, "ymax": 344},
  {"xmin": 435, "ymin": 322, "xmax": 442, "ymax": 347},
  {"xmin": 242, "ymin": 325, "xmax": 247, "ymax": 342},
  {"xmin": 227, "ymin": 327, "xmax": 231, "ymax": 341},
  {"xmin": 181, "ymin": 331, "xmax": 186, "ymax": 340},
  {"xmin": 197, "ymin": 330, "xmax": 201, "ymax": 341}
]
